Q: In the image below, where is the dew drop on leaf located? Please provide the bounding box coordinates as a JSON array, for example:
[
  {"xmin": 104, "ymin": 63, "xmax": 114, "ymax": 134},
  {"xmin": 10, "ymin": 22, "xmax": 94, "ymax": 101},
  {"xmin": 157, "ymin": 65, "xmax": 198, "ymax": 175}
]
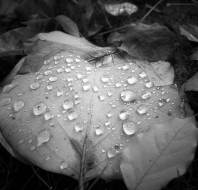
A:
[
  {"xmin": 145, "ymin": 81, "xmax": 153, "ymax": 88},
  {"xmin": 95, "ymin": 128, "xmax": 104, "ymax": 136},
  {"xmin": 119, "ymin": 110, "xmax": 129, "ymax": 120},
  {"xmin": 136, "ymin": 105, "xmax": 148, "ymax": 115},
  {"xmin": 68, "ymin": 111, "xmax": 78, "ymax": 121},
  {"xmin": 122, "ymin": 121, "xmax": 137, "ymax": 136},
  {"xmin": 33, "ymin": 102, "xmax": 47, "ymax": 116},
  {"xmin": 62, "ymin": 100, "xmax": 74, "ymax": 110},
  {"xmin": 30, "ymin": 82, "xmax": 40, "ymax": 90},
  {"xmin": 37, "ymin": 130, "xmax": 51, "ymax": 147},
  {"xmin": 120, "ymin": 90, "xmax": 136, "ymax": 102},
  {"xmin": 74, "ymin": 125, "xmax": 83, "ymax": 132},
  {"xmin": 0, "ymin": 97, "xmax": 11, "ymax": 106},
  {"xmin": 13, "ymin": 100, "xmax": 25, "ymax": 112},
  {"xmin": 60, "ymin": 161, "xmax": 68, "ymax": 170},
  {"xmin": 141, "ymin": 92, "xmax": 152, "ymax": 100},
  {"xmin": 127, "ymin": 77, "xmax": 138, "ymax": 85}
]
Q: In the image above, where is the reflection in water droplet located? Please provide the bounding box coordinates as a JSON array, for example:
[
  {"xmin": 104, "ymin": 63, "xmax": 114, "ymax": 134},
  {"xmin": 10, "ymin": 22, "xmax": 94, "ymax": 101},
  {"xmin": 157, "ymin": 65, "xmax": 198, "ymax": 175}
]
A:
[
  {"xmin": 95, "ymin": 128, "xmax": 104, "ymax": 136},
  {"xmin": 0, "ymin": 98, "xmax": 11, "ymax": 106},
  {"xmin": 60, "ymin": 161, "xmax": 68, "ymax": 170},
  {"xmin": 68, "ymin": 111, "xmax": 78, "ymax": 121},
  {"xmin": 37, "ymin": 130, "xmax": 50, "ymax": 146},
  {"xmin": 139, "ymin": 72, "xmax": 147, "ymax": 78},
  {"xmin": 120, "ymin": 90, "xmax": 136, "ymax": 102},
  {"xmin": 101, "ymin": 76, "xmax": 110, "ymax": 83},
  {"xmin": 49, "ymin": 76, "xmax": 58, "ymax": 82},
  {"xmin": 122, "ymin": 122, "xmax": 137, "ymax": 135},
  {"xmin": 107, "ymin": 148, "xmax": 117, "ymax": 159},
  {"xmin": 66, "ymin": 57, "xmax": 73, "ymax": 63},
  {"xmin": 145, "ymin": 81, "xmax": 153, "ymax": 88},
  {"xmin": 33, "ymin": 102, "xmax": 47, "ymax": 116},
  {"xmin": 122, "ymin": 65, "xmax": 130, "ymax": 70},
  {"xmin": 127, "ymin": 77, "xmax": 137, "ymax": 85},
  {"xmin": 141, "ymin": 92, "xmax": 152, "ymax": 100},
  {"xmin": 2, "ymin": 83, "xmax": 17, "ymax": 93},
  {"xmin": 115, "ymin": 83, "xmax": 122, "ymax": 88},
  {"xmin": 57, "ymin": 90, "xmax": 64, "ymax": 97},
  {"xmin": 82, "ymin": 84, "xmax": 91, "ymax": 91},
  {"xmin": 13, "ymin": 101, "xmax": 25, "ymax": 112},
  {"xmin": 46, "ymin": 85, "xmax": 53, "ymax": 91},
  {"xmin": 44, "ymin": 112, "xmax": 54, "ymax": 121},
  {"xmin": 98, "ymin": 95, "xmax": 105, "ymax": 101},
  {"xmin": 119, "ymin": 110, "xmax": 129, "ymax": 120},
  {"xmin": 92, "ymin": 86, "xmax": 99, "ymax": 92},
  {"xmin": 74, "ymin": 125, "xmax": 83, "ymax": 132},
  {"xmin": 30, "ymin": 82, "xmax": 40, "ymax": 90},
  {"xmin": 136, "ymin": 105, "xmax": 148, "ymax": 115},
  {"xmin": 62, "ymin": 100, "xmax": 74, "ymax": 110}
]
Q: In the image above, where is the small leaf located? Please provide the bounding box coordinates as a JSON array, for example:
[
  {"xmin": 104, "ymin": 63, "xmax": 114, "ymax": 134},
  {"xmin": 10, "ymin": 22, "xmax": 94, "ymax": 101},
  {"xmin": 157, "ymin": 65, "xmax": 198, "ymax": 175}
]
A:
[
  {"xmin": 120, "ymin": 117, "xmax": 198, "ymax": 190},
  {"xmin": 56, "ymin": 15, "xmax": 80, "ymax": 37},
  {"xmin": 180, "ymin": 24, "xmax": 198, "ymax": 42},
  {"xmin": 183, "ymin": 72, "xmax": 198, "ymax": 91},
  {"xmin": 104, "ymin": 2, "xmax": 138, "ymax": 16}
]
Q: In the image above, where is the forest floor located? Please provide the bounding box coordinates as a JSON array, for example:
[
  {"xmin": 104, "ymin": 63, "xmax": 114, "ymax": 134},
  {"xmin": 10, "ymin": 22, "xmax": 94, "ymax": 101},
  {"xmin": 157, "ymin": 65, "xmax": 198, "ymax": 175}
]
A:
[{"xmin": 0, "ymin": 0, "xmax": 198, "ymax": 190}]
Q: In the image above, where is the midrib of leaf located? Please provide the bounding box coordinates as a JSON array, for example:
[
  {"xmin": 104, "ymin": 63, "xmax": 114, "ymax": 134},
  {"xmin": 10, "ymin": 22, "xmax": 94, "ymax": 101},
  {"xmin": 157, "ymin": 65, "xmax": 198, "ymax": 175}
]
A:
[{"xmin": 134, "ymin": 122, "xmax": 185, "ymax": 190}]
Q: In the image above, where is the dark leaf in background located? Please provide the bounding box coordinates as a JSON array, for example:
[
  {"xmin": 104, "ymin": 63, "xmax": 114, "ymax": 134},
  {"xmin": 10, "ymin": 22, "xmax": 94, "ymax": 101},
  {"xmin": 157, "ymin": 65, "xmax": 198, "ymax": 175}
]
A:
[
  {"xmin": 56, "ymin": 15, "xmax": 80, "ymax": 37},
  {"xmin": 180, "ymin": 24, "xmax": 198, "ymax": 42},
  {"xmin": 108, "ymin": 23, "xmax": 178, "ymax": 62},
  {"xmin": 0, "ymin": 0, "xmax": 19, "ymax": 16}
]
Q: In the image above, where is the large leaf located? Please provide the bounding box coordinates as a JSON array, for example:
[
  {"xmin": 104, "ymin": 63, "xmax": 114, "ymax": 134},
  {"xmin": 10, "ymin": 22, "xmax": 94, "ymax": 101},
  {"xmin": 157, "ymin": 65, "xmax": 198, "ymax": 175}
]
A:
[{"xmin": 120, "ymin": 117, "xmax": 198, "ymax": 190}]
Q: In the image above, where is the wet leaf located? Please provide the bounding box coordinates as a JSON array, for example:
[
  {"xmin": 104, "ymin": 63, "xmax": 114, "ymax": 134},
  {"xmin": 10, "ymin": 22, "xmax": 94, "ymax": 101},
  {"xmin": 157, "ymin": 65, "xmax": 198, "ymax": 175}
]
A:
[
  {"xmin": 55, "ymin": 15, "xmax": 80, "ymax": 37},
  {"xmin": 121, "ymin": 117, "xmax": 198, "ymax": 190}
]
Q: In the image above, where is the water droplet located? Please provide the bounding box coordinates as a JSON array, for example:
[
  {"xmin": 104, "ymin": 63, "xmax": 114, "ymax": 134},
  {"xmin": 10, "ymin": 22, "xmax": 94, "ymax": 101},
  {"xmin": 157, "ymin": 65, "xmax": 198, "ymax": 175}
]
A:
[
  {"xmin": 120, "ymin": 90, "xmax": 136, "ymax": 102},
  {"xmin": 105, "ymin": 121, "xmax": 111, "ymax": 127},
  {"xmin": 103, "ymin": 55, "xmax": 112, "ymax": 65},
  {"xmin": 127, "ymin": 77, "xmax": 137, "ymax": 85},
  {"xmin": 136, "ymin": 105, "xmax": 148, "ymax": 115},
  {"xmin": 82, "ymin": 84, "xmax": 91, "ymax": 91},
  {"xmin": 119, "ymin": 110, "xmax": 129, "ymax": 120},
  {"xmin": 65, "ymin": 68, "xmax": 71, "ymax": 73},
  {"xmin": 101, "ymin": 76, "xmax": 110, "ymax": 83},
  {"xmin": 122, "ymin": 121, "xmax": 137, "ymax": 135},
  {"xmin": 122, "ymin": 65, "xmax": 130, "ymax": 70},
  {"xmin": 141, "ymin": 92, "xmax": 152, "ymax": 100},
  {"xmin": 57, "ymin": 90, "xmax": 64, "ymax": 97},
  {"xmin": 44, "ymin": 112, "xmax": 54, "ymax": 121},
  {"xmin": 98, "ymin": 95, "xmax": 105, "ymax": 101},
  {"xmin": 145, "ymin": 81, "xmax": 153, "ymax": 88},
  {"xmin": 68, "ymin": 111, "xmax": 78, "ymax": 121},
  {"xmin": 66, "ymin": 57, "xmax": 73, "ymax": 63},
  {"xmin": 60, "ymin": 161, "xmax": 68, "ymax": 170},
  {"xmin": 30, "ymin": 82, "xmax": 40, "ymax": 90},
  {"xmin": 0, "ymin": 98, "xmax": 11, "ymax": 106},
  {"xmin": 107, "ymin": 92, "xmax": 112, "ymax": 97},
  {"xmin": 37, "ymin": 130, "xmax": 50, "ymax": 146},
  {"xmin": 62, "ymin": 100, "xmax": 74, "ymax": 110},
  {"xmin": 44, "ymin": 70, "xmax": 52, "ymax": 76},
  {"xmin": 107, "ymin": 148, "xmax": 116, "ymax": 159},
  {"xmin": 115, "ymin": 83, "xmax": 122, "ymax": 88},
  {"xmin": 49, "ymin": 76, "xmax": 58, "ymax": 82},
  {"xmin": 139, "ymin": 72, "xmax": 147, "ymax": 78},
  {"xmin": 92, "ymin": 86, "xmax": 99, "ymax": 92},
  {"xmin": 106, "ymin": 112, "xmax": 113, "ymax": 118},
  {"xmin": 33, "ymin": 102, "xmax": 47, "ymax": 116},
  {"xmin": 13, "ymin": 101, "xmax": 25, "ymax": 112},
  {"xmin": 2, "ymin": 83, "xmax": 17, "ymax": 93},
  {"xmin": 82, "ymin": 78, "xmax": 89, "ymax": 83},
  {"xmin": 85, "ymin": 67, "xmax": 92, "ymax": 71},
  {"xmin": 56, "ymin": 68, "xmax": 64, "ymax": 73},
  {"xmin": 74, "ymin": 125, "xmax": 83, "ymax": 132},
  {"xmin": 75, "ymin": 58, "xmax": 81, "ymax": 62},
  {"xmin": 76, "ymin": 74, "xmax": 83, "ymax": 79},
  {"xmin": 46, "ymin": 85, "xmax": 53, "ymax": 91},
  {"xmin": 95, "ymin": 128, "xmax": 104, "ymax": 136}
]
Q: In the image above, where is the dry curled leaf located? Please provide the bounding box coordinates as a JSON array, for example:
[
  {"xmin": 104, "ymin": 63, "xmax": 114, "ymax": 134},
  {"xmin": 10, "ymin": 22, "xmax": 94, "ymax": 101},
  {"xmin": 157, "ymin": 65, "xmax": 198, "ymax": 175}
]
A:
[
  {"xmin": 121, "ymin": 117, "xmax": 198, "ymax": 190},
  {"xmin": 104, "ymin": 2, "xmax": 138, "ymax": 16}
]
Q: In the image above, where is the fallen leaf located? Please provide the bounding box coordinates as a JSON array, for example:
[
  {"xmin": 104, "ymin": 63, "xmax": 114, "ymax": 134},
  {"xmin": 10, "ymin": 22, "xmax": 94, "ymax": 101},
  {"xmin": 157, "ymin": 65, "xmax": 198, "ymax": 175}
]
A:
[{"xmin": 121, "ymin": 117, "xmax": 198, "ymax": 190}]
